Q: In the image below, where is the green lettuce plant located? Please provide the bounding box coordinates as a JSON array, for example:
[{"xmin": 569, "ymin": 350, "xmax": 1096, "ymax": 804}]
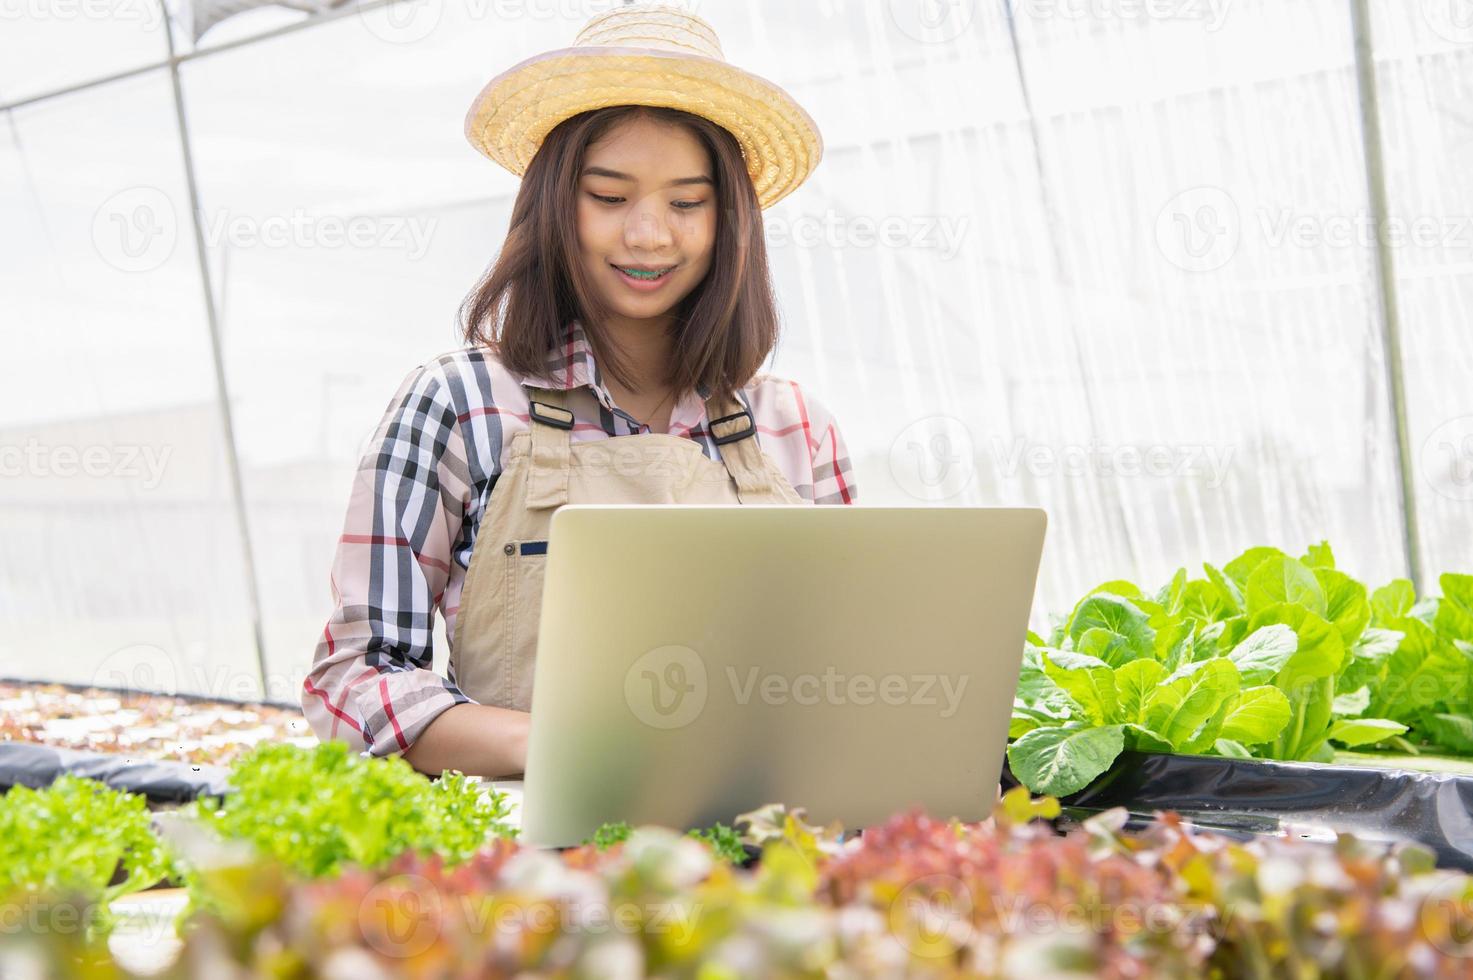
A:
[
  {"xmin": 189, "ymin": 740, "xmax": 517, "ymax": 878},
  {"xmin": 1008, "ymin": 542, "xmax": 1473, "ymax": 797},
  {"xmin": 0, "ymin": 775, "xmax": 175, "ymax": 940}
]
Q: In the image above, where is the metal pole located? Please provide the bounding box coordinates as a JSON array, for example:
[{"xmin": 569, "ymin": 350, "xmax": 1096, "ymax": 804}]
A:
[
  {"xmin": 161, "ymin": 1, "xmax": 274, "ymax": 701},
  {"xmin": 1349, "ymin": 0, "xmax": 1424, "ymax": 593},
  {"xmin": 0, "ymin": 0, "xmax": 400, "ymax": 115}
]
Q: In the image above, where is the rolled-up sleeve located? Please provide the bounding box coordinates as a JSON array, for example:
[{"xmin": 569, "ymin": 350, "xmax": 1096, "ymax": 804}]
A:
[{"xmin": 301, "ymin": 361, "xmax": 473, "ymax": 756}]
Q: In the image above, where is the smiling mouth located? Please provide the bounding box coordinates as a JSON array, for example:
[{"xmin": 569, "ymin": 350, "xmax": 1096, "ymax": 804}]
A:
[{"xmin": 612, "ymin": 264, "xmax": 676, "ymax": 281}]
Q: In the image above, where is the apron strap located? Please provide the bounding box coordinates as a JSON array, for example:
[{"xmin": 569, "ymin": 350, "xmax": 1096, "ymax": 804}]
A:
[
  {"xmin": 704, "ymin": 392, "xmax": 787, "ymax": 504},
  {"xmin": 524, "ymin": 385, "xmax": 573, "ymax": 509}
]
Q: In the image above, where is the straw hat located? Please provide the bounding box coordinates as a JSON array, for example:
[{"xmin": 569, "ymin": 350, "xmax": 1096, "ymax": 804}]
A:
[{"xmin": 463, "ymin": 2, "xmax": 822, "ymax": 210}]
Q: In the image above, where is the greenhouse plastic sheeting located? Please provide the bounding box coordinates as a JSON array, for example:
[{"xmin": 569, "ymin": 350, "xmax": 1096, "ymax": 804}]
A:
[
  {"xmin": 1004, "ymin": 751, "xmax": 1473, "ymax": 871},
  {"xmin": 0, "ymin": 742, "xmax": 231, "ymax": 804}
]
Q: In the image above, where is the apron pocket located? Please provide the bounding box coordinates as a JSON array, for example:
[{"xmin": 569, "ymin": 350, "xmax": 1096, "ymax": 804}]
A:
[{"xmin": 504, "ymin": 539, "xmax": 550, "ymax": 710}]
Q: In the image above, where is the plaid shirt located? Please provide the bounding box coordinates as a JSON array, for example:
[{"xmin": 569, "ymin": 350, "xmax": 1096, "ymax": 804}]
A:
[{"xmin": 302, "ymin": 321, "xmax": 858, "ymax": 757}]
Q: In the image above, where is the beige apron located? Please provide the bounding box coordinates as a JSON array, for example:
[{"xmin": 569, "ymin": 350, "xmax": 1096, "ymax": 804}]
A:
[{"xmin": 450, "ymin": 383, "xmax": 806, "ymax": 712}]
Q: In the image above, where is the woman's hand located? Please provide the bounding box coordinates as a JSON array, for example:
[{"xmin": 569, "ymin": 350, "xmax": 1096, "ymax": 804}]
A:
[{"xmin": 402, "ymin": 703, "xmax": 530, "ymax": 779}]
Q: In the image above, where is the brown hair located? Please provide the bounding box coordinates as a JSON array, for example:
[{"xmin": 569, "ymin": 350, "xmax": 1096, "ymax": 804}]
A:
[{"xmin": 458, "ymin": 105, "xmax": 779, "ymax": 400}]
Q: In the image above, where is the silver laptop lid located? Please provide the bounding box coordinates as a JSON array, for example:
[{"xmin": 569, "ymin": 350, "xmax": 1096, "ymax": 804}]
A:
[{"xmin": 520, "ymin": 505, "xmax": 1046, "ymax": 847}]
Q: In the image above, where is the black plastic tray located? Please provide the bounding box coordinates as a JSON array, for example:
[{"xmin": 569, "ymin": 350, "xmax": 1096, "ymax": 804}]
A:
[
  {"xmin": 0, "ymin": 741, "xmax": 231, "ymax": 804},
  {"xmin": 1003, "ymin": 750, "xmax": 1473, "ymax": 871}
]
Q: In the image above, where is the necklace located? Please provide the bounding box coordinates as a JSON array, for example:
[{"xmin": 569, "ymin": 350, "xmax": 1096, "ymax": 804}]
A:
[{"xmin": 613, "ymin": 384, "xmax": 675, "ymax": 431}]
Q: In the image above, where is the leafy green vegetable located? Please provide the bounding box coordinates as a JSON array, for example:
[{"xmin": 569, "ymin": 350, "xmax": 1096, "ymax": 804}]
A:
[
  {"xmin": 1008, "ymin": 540, "xmax": 1473, "ymax": 796},
  {"xmin": 191, "ymin": 741, "xmax": 515, "ymax": 878},
  {"xmin": 687, "ymin": 822, "xmax": 748, "ymax": 864},
  {"xmin": 1007, "ymin": 723, "xmax": 1125, "ymax": 797},
  {"xmin": 584, "ymin": 820, "xmax": 633, "ymax": 850},
  {"xmin": 0, "ymin": 776, "xmax": 175, "ymax": 940}
]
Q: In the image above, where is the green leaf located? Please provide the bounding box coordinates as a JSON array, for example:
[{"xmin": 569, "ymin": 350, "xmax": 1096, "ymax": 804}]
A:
[
  {"xmin": 1217, "ymin": 616, "xmax": 1251, "ymax": 653},
  {"xmin": 1143, "ymin": 658, "xmax": 1241, "ymax": 750},
  {"xmin": 1123, "ymin": 724, "xmax": 1175, "ymax": 754},
  {"xmin": 1246, "ymin": 556, "xmax": 1327, "ymax": 618},
  {"xmin": 1042, "ymin": 651, "xmax": 1117, "ymax": 726},
  {"xmin": 1316, "ymin": 568, "xmax": 1371, "ymax": 648},
  {"xmin": 1218, "ymin": 686, "xmax": 1292, "ymax": 745},
  {"xmin": 1338, "ymin": 627, "xmax": 1402, "ymax": 696},
  {"xmin": 1153, "ymin": 618, "xmax": 1194, "ymax": 669},
  {"xmin": 1223, "ymin": 547, "xmax": 1287, "ymax": 590},
  {"xmin": 1202, "ymin": 564, "xmax": 1244, "ymax": 616},
  {"xmin": 1066, "ymin": 593, "xmax": 1156, "ymax": 667},
  {"xmin": 1421, "ymin": 714, "xmax": 1473, "ymax": 753},
  {"xmin": 1410, "ymin": 598, "xmax": 1441, "ymax": 628},
  {"xmin": 1352, "ymin": 627, "xmax": 1403, "ymax": 662},
  {"xmin": 1009, "ymin": 711, "xmax": 1042, "ymax": 739},
  {"xmin": 1301, "ymin": 541, "xmax": 1336, "ymax": 569},
  {"xmin": 1114, "ymin": 659, "xmax": 1167, "ymax": 725},
  {"xmin": 687, "ymin": 823, "xmax": 747, "ymax": 864},
  {"xmin": 1371, "ymin": 580, "xmax": 1416, "ymax": 628},
  {"xmin": 1372, "ymin": 617, "xmax": 1466, "ymax": 721},
  {"xmin": 1326, "ymin": 718, "xmax": 1408, "ymax": 748},
  {"xmin": 1087, "ymin": 579, "xmax": 1146, "ymax": 601},
  {"xmin": 1006, "ymin": 723, "xmax": 1126, "ymax": 798},
  {"xmin": 1227, "ymin": 624, "xmax": 1299, "ymax": 685},
  {"xmin": 1249, "ymin": 604, "xmax": 1345, "ymax": 682},
  {"xmin": 1332, "ymin": 687, "xmax": 1371, "ymax": 717},
  {"xmin": 1213, "ymin": 739, "xmax": 1253, "ymax": 759},
  {"xmin": 1437, "ymin": 573, "xmax": 1473, "ymax": 643},
  {"xmin": 1154, "ymin": 568, "xmax": 1189, "ymax": 616}
]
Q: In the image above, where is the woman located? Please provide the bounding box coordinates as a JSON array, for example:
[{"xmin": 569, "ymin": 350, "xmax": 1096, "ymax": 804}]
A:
[{"xmin": 301, "ymin": 2, "xmax": 858, "ymax": 779}]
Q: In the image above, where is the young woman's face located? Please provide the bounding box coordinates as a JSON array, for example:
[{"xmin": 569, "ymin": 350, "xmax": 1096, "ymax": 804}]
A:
[{"xmin": 577, "ymin": 115, "xmax": 717, "ymax": 325}]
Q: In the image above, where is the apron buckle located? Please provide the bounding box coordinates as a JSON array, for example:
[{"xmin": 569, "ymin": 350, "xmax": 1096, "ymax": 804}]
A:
[
  {"xmin": 529, "ymin": 399, "xmax": 575, "ymax": 430},
  {"xmin": 710, "ymin": 407, "xmax": 756, "ymax": 445}
]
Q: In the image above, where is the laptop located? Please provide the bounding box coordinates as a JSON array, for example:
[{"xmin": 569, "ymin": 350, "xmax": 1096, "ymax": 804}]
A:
[{"xmin": 516, "ymin": 504, "xmax": 1047, "ymax": 847}]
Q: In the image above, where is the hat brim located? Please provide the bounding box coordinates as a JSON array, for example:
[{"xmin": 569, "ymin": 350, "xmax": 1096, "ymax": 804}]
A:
[{"xmin": 464, "ymin": 46, "xmax": 822, "ymax": 210}]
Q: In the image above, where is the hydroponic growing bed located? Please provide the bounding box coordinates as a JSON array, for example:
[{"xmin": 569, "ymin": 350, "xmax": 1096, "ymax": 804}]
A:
[
  {"xmin": 8, "ymin": 743, "xmax": 1473, "ymax": 979},
  {"xmin": 7, "ymin": 540, "xmax": 1473, "ymax": 977}
]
